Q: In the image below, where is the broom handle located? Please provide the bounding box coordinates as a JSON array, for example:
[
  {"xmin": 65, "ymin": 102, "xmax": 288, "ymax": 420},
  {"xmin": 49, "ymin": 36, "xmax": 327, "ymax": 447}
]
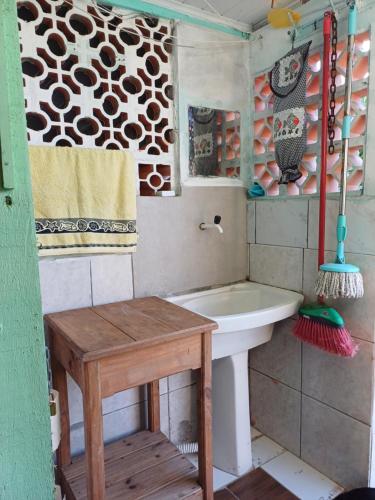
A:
[{"xmin": 319, "ymin": 13, "xmax": 331, "ymax": 270}]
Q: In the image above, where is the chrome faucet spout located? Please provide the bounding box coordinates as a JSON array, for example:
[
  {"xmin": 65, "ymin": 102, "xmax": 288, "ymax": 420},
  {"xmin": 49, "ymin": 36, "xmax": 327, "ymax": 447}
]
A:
[{"xmin": 199, "ymin": 215, "xmax": 224, "ymax": 234}]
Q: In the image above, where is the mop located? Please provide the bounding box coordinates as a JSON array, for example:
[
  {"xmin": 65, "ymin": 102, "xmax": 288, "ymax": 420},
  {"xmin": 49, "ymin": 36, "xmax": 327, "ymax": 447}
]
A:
[
  {"xmin": 294, "ymin": 10, "xmax": 358, "ymax": 357},
  {"xmin": 315, "ymin": 2, "xmax": 364, "ymax": 300}
]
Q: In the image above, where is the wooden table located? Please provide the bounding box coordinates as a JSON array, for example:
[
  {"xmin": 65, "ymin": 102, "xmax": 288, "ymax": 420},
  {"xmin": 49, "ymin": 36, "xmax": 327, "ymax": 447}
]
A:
[{"xmin": 47, "ymin": 296, "xmax": 217, "ymax": 500}]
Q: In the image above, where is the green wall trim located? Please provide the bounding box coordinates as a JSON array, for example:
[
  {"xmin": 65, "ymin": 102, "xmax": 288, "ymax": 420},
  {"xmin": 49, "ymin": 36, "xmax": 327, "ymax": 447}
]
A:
[
  {"xmin": 0, "ymin": 1, "xmax": 54, "ymax": 498},
  {"xmin": 101, "ymin": 0, "xmax": 250, "ymax": 39}
]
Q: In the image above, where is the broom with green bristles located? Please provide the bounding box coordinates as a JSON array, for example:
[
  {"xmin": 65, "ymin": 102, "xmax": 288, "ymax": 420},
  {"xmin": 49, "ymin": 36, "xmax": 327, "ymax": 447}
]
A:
[
  {"xmin": 315, "ymin": 1, "xmax": 364, "ymax": 301},
  {"xmin": 293, "ymin": 7, "xmax": 358, "ymax": 357}
]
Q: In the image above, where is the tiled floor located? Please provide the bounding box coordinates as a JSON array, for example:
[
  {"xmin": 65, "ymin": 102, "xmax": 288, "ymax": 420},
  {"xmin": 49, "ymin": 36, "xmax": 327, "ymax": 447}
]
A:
[
  {"xmin": 251, "ymin": 428, "xmax": 344, "ymax": 500},
  {"xmin": 188, "ymin": 426, "xmax": 345, "ymax": 499},
  {"xmin": 186, "ymin": 452, "xmax": 238, "ymax": 491}
]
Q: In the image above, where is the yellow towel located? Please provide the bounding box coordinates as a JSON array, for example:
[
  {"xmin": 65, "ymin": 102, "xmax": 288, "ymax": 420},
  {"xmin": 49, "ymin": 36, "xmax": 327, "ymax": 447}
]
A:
[{"xmin": 29, "ymin": 146, "xmax": 137, "ymax": 256}]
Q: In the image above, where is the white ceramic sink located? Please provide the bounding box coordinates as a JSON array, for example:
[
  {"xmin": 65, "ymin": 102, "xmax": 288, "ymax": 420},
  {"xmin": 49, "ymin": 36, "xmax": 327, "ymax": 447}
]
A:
[
  {"xmin": 169, "ymin": 281, "xmax": 303, "ymax": 359},
  {"xmin": 168, "ymin": 281, "xmax": 303, "ymax": 476}
]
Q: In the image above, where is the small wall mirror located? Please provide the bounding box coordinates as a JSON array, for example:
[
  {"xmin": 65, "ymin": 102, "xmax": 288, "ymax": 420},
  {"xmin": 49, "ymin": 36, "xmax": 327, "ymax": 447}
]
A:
[{"xmin": 188, "ymin": 106, "xmax": 241, "ymax": 178}]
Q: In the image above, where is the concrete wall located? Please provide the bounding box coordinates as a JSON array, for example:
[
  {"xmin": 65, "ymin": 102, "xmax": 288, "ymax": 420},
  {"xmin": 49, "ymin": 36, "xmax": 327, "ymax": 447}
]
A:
[
  {"xmin": 40, "ymin": 22, "xmax": 249, "ymax": 455},
  {"xmin": 176, "ymin": 23, "xmax": 251, "ymax": 186},
  {"xmin": 247, "ymin": 1, "xmax": 375, "ymax": 489},
  {"xmin": 134, "ymin": 187, "xmax": 247, "ymax": 297}
]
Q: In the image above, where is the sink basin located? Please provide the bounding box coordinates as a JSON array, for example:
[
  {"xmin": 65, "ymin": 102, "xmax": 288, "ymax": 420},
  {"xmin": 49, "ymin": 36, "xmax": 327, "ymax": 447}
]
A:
[
  {"xmin": 169, "ymin": 281, "xmax": 303, "ymax": 359},
  {"xmin": 168, "ymin": 281, "xmax": 303, "ymax": 476}
]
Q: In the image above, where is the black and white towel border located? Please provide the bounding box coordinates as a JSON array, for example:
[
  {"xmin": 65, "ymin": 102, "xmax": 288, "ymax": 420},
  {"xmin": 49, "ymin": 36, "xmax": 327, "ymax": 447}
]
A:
[{"xmin": 35, "ymin": 218, "xmax": 137, "ymax": 234}]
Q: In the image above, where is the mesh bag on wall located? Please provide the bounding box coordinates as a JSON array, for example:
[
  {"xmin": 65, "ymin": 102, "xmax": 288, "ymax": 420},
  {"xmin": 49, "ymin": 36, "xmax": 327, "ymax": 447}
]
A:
[{"xmin": 269, "ymin": 41, "xmax": 311, "ymax": 184}]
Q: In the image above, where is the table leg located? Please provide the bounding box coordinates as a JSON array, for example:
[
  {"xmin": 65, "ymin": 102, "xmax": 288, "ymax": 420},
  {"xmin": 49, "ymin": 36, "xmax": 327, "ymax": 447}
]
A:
[
  {"xmin": 51, "ymin": 352, "xmax": 71, "ymax": 467},
  {"xmin": 147, "ymin": 380, "xmax": 160, "ymax": 432},
  {"xmin": 198, "ymin": 332, "xmax": 213, "ymax": 500},
  {"xmin": 83, "ymin": 361, "xmax": 105, "ymax": 500}
]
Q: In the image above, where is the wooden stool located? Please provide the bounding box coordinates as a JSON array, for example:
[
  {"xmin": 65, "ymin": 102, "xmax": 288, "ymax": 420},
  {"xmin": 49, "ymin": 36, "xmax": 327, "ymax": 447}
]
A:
[{"xmin": 47, "ymin": 296, "xmax": 217, "ymax": 500}]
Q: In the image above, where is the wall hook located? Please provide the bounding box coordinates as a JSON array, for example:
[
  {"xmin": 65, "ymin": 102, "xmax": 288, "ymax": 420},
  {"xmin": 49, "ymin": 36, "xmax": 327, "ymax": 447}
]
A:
[{"xmin": 287, "ymin": 12, "xmax": 298, "ymax": 48}]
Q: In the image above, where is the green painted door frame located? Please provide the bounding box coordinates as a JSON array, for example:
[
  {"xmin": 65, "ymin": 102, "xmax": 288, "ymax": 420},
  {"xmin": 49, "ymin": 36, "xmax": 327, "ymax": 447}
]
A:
[
  {"xmin": 0, "ymin": 1, "xmax": 54, "ymax": 498},
  {"xmin": 101, "ymin": 0, "xmax": 250, "ymax": 39}
]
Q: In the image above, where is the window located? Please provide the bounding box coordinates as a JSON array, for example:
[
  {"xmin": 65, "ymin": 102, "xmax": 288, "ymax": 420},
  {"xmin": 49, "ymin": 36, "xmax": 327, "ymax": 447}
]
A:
[
  {"xmin": 252, "ymin": 31, "xmax": 370, "ymax": 197},
  {"xmin": 18, "ymin": 0, "xmax": 176, "ymax": 196}
]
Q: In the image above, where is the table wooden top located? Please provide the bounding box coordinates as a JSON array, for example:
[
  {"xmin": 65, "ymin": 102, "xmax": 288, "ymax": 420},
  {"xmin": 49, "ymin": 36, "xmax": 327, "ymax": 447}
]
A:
[{"xmin": 46, "ymin": 296, "xmax": 217, "ymax": 362}]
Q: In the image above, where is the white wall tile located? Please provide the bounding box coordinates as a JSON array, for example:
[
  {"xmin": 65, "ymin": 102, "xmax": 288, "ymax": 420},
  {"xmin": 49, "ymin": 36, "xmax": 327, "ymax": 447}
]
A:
[
  {"xmin": 308, "ymin": 199, "xmax": 338, "ymax": 252},
  {"xmin": 247, "ymin": 201, "xmax": 256, "ymax": 243},
  {"xmin": 169, "ymin": 385, "xmax": 197, "ymax": 444},
  {"xmin": 250, "ymin": 244, "xmax": 303, "ymax": 292},
  {"xmin": 160, "ymin": 393, "xmax": 169, "ymax": 438},
  {"xmin": 302, "ymin": 339, "xmax": 373, "ymax": 424},
  {"xmin": 39, "ymin": 257, "xmax": 92, "ymax": 314},
  {"xmin": 90, "ymin": 254, "xmax": 133, "ymax": 306},
  {"xmin": 250, "ymin": 318, "xmax": 301, "ymax": 391},
  {"xmin": 103, "ymin": 388, "xmax": 145, "ymax": 416},
  {"xmin": 301, "ymin": 395, "xmax": 370, "ymax": 490},
  {"xmin": 303, "ymin": 249, "xmax": 375, "ymax": 343},
  {"xmin": 256, "ymin": 200, "xmax": 308, "ymax": 248},
  {"xmin": 347, "ymin": 199, "xmax": 375, "ymax": 255},
  {"xmin": 159, "ymin": 377, "xmax": 168, "ymax": 395},
  {"xmin": 67, "ymin": 376, "xmax": 146, "ymax": 426},
  {"xmin": 302, "ymin": 249, "xmax": 322, "ymax": 302},
  {"xmin": 70, "ymin": 401, "xmax": 145, "ymax": 456},
  {"xmin": 168, "ymin": 370, "xmax": 197, "ymax": 392},
  {"xmin": 250, "ymin": 370, "xmax": 301, "ymax": 456},
  {"xmin": 308, "ymin": 198, "xmax": 375, "ymax": 255}
]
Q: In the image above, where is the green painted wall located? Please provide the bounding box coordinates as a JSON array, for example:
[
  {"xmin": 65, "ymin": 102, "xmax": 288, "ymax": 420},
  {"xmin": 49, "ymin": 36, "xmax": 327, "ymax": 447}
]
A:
[{"xmin": 0, "ymin": 1, "xmax": 54, "ymax": 498}]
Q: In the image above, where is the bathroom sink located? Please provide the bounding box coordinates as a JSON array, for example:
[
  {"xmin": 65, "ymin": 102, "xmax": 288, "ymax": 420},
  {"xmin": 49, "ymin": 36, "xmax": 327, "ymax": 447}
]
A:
[
  {"xmin": 168, "ymin": 281, "xmax": 303, "ymax": 477},
  {"xmin": 168, "ymin": 281, "xmax": 303, "ymax": 359}
]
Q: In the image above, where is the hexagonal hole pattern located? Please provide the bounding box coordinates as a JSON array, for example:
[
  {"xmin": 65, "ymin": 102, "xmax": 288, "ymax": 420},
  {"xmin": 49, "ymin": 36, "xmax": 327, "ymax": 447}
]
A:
[{"xmin": 19, "ymin": 0, "xmax": 176, "ymax": 196}]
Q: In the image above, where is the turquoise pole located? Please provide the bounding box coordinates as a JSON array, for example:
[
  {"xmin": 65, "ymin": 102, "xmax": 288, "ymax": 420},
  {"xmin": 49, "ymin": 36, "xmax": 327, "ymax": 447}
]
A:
[{"xmin": 334, "ymin": 3, "xmax": 356, "ymax": 265}]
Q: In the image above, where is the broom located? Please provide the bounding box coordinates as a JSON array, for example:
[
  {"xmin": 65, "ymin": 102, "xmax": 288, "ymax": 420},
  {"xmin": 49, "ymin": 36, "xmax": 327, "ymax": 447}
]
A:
[
  {"xmin": 315, "ymin": 2, "xmax": 364, "ymax": 300},
  {"xmin": 293, "ymin": 11, "xmax": 358, "ymax": 357}
]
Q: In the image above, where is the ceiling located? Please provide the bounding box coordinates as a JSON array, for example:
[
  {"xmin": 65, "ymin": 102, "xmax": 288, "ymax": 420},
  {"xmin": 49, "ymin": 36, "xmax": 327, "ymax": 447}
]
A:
[{"xmin": 174, "ymin": 0, "xmax": 298, "ymax": 28}]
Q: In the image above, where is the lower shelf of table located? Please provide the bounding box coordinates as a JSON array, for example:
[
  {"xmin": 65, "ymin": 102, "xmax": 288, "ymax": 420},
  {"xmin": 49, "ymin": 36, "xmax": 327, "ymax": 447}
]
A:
[{"xmin": 59, "ymin": 430, "xmax": 203, "ymax": 500}]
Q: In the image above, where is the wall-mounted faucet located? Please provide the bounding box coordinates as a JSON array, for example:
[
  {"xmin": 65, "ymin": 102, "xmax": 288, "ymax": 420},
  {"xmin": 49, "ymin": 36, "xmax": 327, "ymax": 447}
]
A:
[{"xmin": 199, "ymin": 215, "xmax": 224, "ymax": 234}]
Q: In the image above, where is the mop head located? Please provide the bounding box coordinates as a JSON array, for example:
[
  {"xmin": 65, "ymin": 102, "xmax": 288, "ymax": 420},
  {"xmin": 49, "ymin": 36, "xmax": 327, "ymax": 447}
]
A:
[
  {"xmin": 315, "ymin": 263, "xmax": 364, "ymax": 299},
  {"xmin": 294, "ymin": 304, "xmax": 358, "ymax": 357}
]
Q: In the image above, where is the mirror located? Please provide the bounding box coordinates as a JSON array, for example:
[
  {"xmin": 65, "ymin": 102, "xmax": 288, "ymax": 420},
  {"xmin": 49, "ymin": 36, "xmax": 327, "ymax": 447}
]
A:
[{"xmin": 188, "ymin": 106, "xmax": 241, "ymax": 178}]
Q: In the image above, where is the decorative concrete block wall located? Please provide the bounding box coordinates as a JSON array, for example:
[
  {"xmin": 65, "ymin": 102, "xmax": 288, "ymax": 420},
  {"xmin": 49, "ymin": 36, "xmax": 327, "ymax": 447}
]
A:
[
  {"xmin": 252, "ymin": 31, "xmax": 369, "ymax": 197},
  {"xmin": 18, "ymin": 0, "xmax": 175, "ymax": 196}
]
